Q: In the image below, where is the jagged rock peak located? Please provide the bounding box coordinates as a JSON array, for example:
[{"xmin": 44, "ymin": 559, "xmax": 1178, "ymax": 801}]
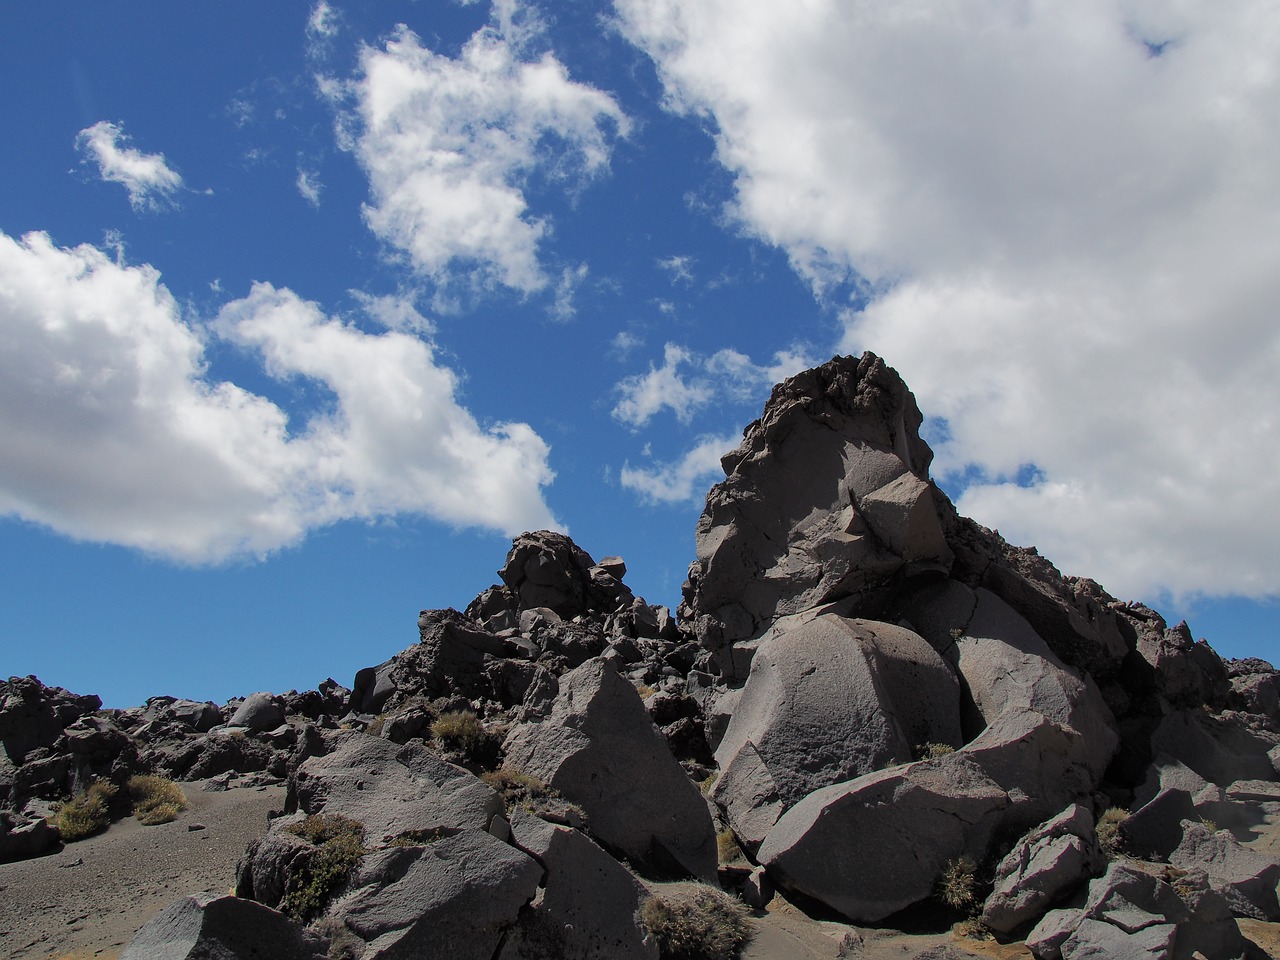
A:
[{"xmin": 681, "ymin": 352, "xmax": 953, "ymax": 676}]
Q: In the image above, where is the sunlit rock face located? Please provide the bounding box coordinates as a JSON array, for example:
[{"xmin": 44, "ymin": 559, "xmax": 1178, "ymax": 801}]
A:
[{"xmin": 680, "ymin": 353, "xmax": 953, "ymax": 680}]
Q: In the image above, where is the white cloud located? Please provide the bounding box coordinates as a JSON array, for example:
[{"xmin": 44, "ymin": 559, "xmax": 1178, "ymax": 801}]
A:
[
  {"xmin": 616, "ymin": 0, "xmax": 1280, "ymax": 603},
  {"xmin": 610, "ymin": 330, "xmax": 644, "ymax": 358},
  {"xmin": 76, "ymin": 121, "xmax": 183, "ymax": 211},
  {"xmin": 0, "ymin": 230, "xmax": 559, "ymax": 563},
  {"xmin": 550, "ymin": 263, "xmax": 589, "ymax": 321},
  {"xmin": 612, "ymin": 343, "xmax": 713, "ymax": 427},
  {"xmin": 656, "ymin": 254, "xmax": 695, "ymax": 285},
  {"xmin": 296, "ymin": 167, "xmax": 322, "ymax": 207},
  {"xmin": 341, "ymin": 14, "xmax": 629, "ymax": 301},
  {"xmin": 620, "ymin": 434, "xmax": 738, "ymax": 504},
  {"xmin": 612, "ymin": 342, "xmax": 815, "ymax": 428}
]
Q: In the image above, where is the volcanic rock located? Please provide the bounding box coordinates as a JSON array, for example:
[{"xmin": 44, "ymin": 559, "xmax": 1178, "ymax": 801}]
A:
[
  {"xmin": 502, "ymin": 657, "xmax": 718, "ymax": 881},
  {"xmin": 713, "ymin": 609, "xmax": 961, "ymax": 849},
  {"xmin": 121, "ymin": 892, "xmax": 327, "ymax": 960}
]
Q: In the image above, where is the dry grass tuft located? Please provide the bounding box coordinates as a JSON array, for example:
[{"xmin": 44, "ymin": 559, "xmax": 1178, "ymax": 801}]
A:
[
  {"xmin": 128, "ymin": 775, "xmax": 188, "ymax": 825},
  {"xmin": 641, "ymin": 886, "xmax": 751, "ymax": 960},
  {"xmin": 54, "ymin": 780, "xmax": 118, "ymax": 842}
]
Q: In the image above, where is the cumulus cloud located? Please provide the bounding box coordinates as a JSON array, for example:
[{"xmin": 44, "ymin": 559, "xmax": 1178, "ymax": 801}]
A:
[
  {"xmin": 616, "ymin": 0, "xmax": 1280, "ymax": 603},
  {"xmin": 341, "ymin": 13, "xmax": 629, "ymax": 301},
  {"xmin": 76, "ymin": 121, "xmax": 183, "ymax": 210},
  {"xmin": 620, "ymin": 434, "xmax": 738, "ymax": 504},
  {"xmin": 612, "ymin": 342, "xmax": 815, "ymax": 428},
  {"xmin": 0, "ymin": 230, "xmax": 559, "ymax": 563}
]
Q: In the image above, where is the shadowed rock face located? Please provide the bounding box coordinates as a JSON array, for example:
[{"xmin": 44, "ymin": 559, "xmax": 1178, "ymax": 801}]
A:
[{"xmin": 680, "ymin": 353, "xmax": 952, "ymax": 680}]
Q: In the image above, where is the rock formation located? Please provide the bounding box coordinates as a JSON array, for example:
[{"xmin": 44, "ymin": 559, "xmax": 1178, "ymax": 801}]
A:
[{"xmin": 5, "ymin": 352, "xmax": 1280, "ymax": 960}]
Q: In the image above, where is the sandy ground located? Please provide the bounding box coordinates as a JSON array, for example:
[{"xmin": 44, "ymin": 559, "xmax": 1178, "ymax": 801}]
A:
[
  {"xmin": 5, "ymin": 783, "xmax": 1280, "ymax": 960},
  {"xmin": 0, "ymin": 782, "xmax": 285, "ymax": 960}
]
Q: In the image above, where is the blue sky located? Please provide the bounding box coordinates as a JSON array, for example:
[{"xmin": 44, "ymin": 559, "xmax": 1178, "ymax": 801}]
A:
[{"xmin": 2, "ymin": 1, "xmax": 1278, "ymax": 707}]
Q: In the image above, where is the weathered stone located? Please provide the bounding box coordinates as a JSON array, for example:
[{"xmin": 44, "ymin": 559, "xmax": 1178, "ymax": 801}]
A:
[
  {"xmin": 681, "ymin": 354, "xmax": 944, "ymax": 675},
  {"xmin": 1137, "ymin": 620, "xmax": 1230, "ymax": 710},
  {"xmin": 290, "ymin": 733, "xmax": 502, "ymax": 846},
  {"xmin": 1171, "ymin": 819, "xmax": 1280, "ymax": 920},
  {"xmin": 1119, "ymin": 787, "xmax": 1198, "ymax": 860},
  {"xmin": 1026, "ymin": 907, "xmax": 1084, "ymax": 960},
  {"xmin": 1150, "ymin": 709, "xmax": 1277, "ymax": 786},
  {"xmin": 713, "ymin": 610, "xmax": 960, "ymax": 849},
  {"xmin": 0, "ymin": 676, "xmax": 100, "ymax": 766},
  {"xmin": 982, "ymin": 804, "xmax": 1102, "ymax": 934},
  {"xmin": 228, "ymin": 692, "xmax": 285, "ymax": 732},
  {"xmin": 121, "ymin": 892, "xmax": 327, "ymax": 960},
  {"xmin": 0, "ymin": 809, "xmax": 59, "ymax": 863},
  {"xmin": 503, "ymin": 658, "xmax": 717, "ymax": 881},
  {"xmin": 1051, "ymin": 861, "xmax": 1245, "ymax": 960},
  {"xmin": 501, "ymin": 808, "xmax": 658, "ymax": 960},
  {"xmin": 329, "ymin": 829, "xmax": 542, "ymax": 960},
  {"xmin": 758, "ymin": 753, "xmax": 1008, "ymax": 922}
]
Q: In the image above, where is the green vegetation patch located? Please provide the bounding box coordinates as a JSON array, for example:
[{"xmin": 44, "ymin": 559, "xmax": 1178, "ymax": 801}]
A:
[
  {"xmin": 281, "ymin": 814, "xmax": 368, "ymax": 923},
  {"xmin": 641, "ymin": 886, "xmax": 751, "ymax": 960}
]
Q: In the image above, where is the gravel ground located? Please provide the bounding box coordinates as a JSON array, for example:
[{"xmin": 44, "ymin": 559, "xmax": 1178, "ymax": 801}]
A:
[{"xmin": 0, "ymin": 782, "xmax": 285, "ymax": 960}]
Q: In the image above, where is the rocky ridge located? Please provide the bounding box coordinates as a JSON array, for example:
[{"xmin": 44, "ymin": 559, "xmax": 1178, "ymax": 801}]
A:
[{"xmin": 2, "ymin": 352, "xmax": 1279, "ymax": 959}]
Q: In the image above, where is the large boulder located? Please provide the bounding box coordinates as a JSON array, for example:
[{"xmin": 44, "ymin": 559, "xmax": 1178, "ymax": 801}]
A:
[
  {"xmin": 496, "ymin": 530, "xmax": 633, "ymax": 620},
  {"xmin": 981, "ymin": 804, "xmax": 1103, "ymax": 934},
  {"xmin": 327, "ymin": 829, "xmax": 542, "ymax": 960},
  {"xmin": 0, "ymin": 676, "xmax": 100, "ymax": 765},
  {"xmin": 500, "ymin": 807, "xmax": 658, "ymax": 960},
  {"xmin": 288, "ymin": 733, "xmax": 502, "ymax": 845},
  {"xmin": 1031, "ymin": 861, "xmax": 1245, "ymax": 960},
  {"xmin": 1170, "ymin": 819, "xmax": 1280, "ymax": 920},
  {"xmin": 680, "ymin": 354, "xmax": 950, "ymax": 677},
  {"xmin": 121, "ymin": 892, "xmax": 327, "ymax": 960},
  {"xmin": 228, "ymin": 692, "xmax": 285, "ymax": 732},
  {"xmin": 503, "ymin": 658, "xmax": 718, "ymax": 881},
  {"xmin": 713, "ymin": 610, "xmax": 961, "ymax": 849},
  {"xmin": 757, "ymin": 753, "xmax": 1009, "ymax": 922}
]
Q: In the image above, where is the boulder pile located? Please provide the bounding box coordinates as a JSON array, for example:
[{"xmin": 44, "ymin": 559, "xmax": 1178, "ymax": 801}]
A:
[{"xmin": 5, "ymin": 353, "xmax": 1280, "ymax": 960}]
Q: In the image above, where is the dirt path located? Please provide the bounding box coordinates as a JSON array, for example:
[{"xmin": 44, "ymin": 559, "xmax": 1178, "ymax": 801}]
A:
[{"xmin": 0, "ymin": 782, "xmax": 284, "ymax": 960}]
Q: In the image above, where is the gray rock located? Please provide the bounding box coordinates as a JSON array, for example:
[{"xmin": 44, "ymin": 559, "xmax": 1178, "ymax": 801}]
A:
[
  {"xmin": 331, "ymin": 829, "xmax": 542, "ymax": 960},
  {"xmin": 1119, "ymin": 787, "xmax": 1198, "ymax": 860},
  {"xmin": 1051, "ymin": 861, "xmax": 1245, "ymax": 960},
  {"xmin": 0, "ymin": 810, "xmax": 59, "ymax": 863},
  {"xmin": 228, "ymin": 692, "xmax": 285, "ymax": 732},
  {"xmin": 290, "ymin": 733, "xmax": 502, "ymax": 846},
  {"xmin": 757, "ymin": 753, "xmax": 1008, "ymax": 922},
  {"xmin": 1170, "ymin": 819, "xmax": 1280, "ymax": 920},
  {"xmin": 121, "ymin": 892, "xmax": 327, "ymax": 960},
  {"xmin": 681, "ymin": 354, "xmax": 943, "ymax": 676},
  {"xmin": 1026, "ymin": 907, "xmax": 1085, "ymax": 960},
  {"xmin": 982, "ymin": 804, "xmax": 1102, "ymax": 934},
  {"xmin": 713, "ymin": 610, "xmax": 960, "ymax": 849},
  {"xmin": 167, "ymin": 699, "xmax": 222, "ymax": 732},
  {"xmin": 349, "ymin": 660, "xmax": 398, "ymax": 715},
  {"xmin": 1149, "ymin": 709, "xmax": 1276, "ymax": 786},
  {"xmin": 501, "ymin": 808, "xmax": 658, "ymax": 960},
  {"xmin": 503, "ymin": 658, "xmax": 718, "ymax": 882}
]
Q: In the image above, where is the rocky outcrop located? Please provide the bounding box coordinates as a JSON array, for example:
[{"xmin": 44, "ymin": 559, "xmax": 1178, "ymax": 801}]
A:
[
  {"xmin": 981, "ymin": 804, "xmax": 1103, "ymax": 934},
  {"xmin": 681, "ymin": 354, "xmax": 949, "ymax": 677},
  {"xmin": 503, "ymin": 658, "xmax": 718, "ymax": 882},
  {"xmin": 713, "ymin": 609, "xmax": 960, "ymax": 849}
]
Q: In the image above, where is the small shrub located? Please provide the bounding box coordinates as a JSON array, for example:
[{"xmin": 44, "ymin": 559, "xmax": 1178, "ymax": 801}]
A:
[
  {"xmin": 1200, "ymin": 817, "xmax": 1217, "ymax": 833},
  {"xmin": 1096, "ymin": 807, "xmax": 1128, "ymax": 859},
  {"xmin": 641, "ymin": 886, "xmax": 751, "ymax": 960},
  {"xmin": 55, "ymin": 780, "xmax": 118, "ymax": 842},
  {"xmin": 937, "ymin": 856, "xmax": 977, "ymax": 911},
  {"xmin": 481, "ymin": 768, "xmax": 588, "ymax": 827},
  {"xmin": 281, "ymin": 814, "xmax": 367, "ymax": 922},
  {"xmin": 717, "ymin": 829, "xmax": 745, "ymax": 864},
  {"xmin": 953, "ymin": 917, "xmax": 994, "ymax": 940},
  {"xmin": 365, "ymin": 714, "xmax": 386, "ymax": 738},
  {"xmin": 635, "ymin": 684, "xmax": 657, "ymax": 699},
  {"xmin": 128, "ymin": 775, "xmax": 188, "ymax": 825},
  {"xmin": 915, "ymin": 742, "xmax": 956, "ymax": 760},
  {"xmin": 431, "ymin": 710, "xmax": 486, "ymax": 751},
  {"xmin": 312, "ymin": 916, "xmax": 365, "ymax": 960}
]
